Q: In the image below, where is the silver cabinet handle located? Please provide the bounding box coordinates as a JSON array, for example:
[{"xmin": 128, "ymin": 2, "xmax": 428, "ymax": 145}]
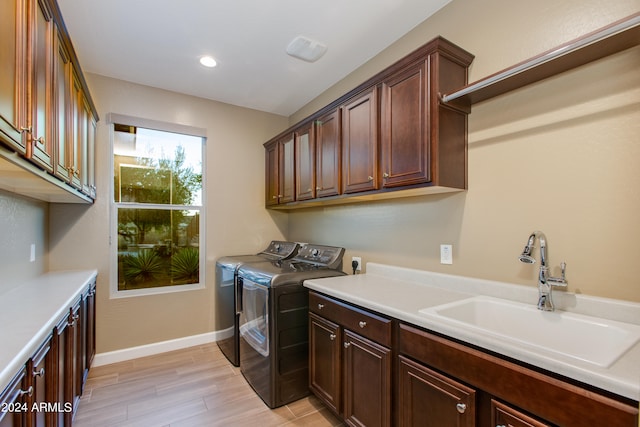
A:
[
  {"xmin": 18, "ymin": 386, "xmax": 33, "ymax": 397},
  {"xmin": 358, "ymin": 321, "xmax": 367, "ymax": 328},
  {"xmin": 318, "ymin": 303, "xmax": 324, "ymax": 310},
  {"xmin": 343, "ymin": 342, "xmax": 350, "ymax": 348},
  {"xmin": 367, "ymin": 176, "xmax": 374, "ymax": 181},
  {"xmin": 456, "ymin": 403, "xmax": 466, "ymax": 414},
  {"xmin": 329, "ymin": 334, "xmax": 336, "ymax": 341},
  {"xmin": 316, "ymin": 186, "xmax": 321, "ymax": 190},
  {"xmin": 383, "ymin": 172, "xmax": 389, "ymax": 178},
  {"xmin": 33, "ymin": 368, "xmax": 45, "ymax": 377}
]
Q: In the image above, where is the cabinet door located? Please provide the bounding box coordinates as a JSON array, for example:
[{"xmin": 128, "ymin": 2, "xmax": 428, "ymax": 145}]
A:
[
  {"xmin": 295, "ymin": 122, "xmax": 315, "ymax": 201},
  {"xmin": 265, "ymin": 141, "xmax": 280, "ymax": 206},
  {"xmin": 343, "ymin": 330, "xmax": 391, "ymax": 427},
  {"xmin": 76, "ymin": 296, "xmax": 87, "ymax": 400},
  {"xmin": 68, "ymin": 70, "xmax": 83, "ymax": 189},
  {"xmin": 64, "ymin": 304, "xmax": 80, "ymax": 424},
  {"xmin": 309, "ymin": 313, "xmax": 341, "ymax": 416},
  {"xmin": 85, "ymin": 282, "xmax": 97, "ymax": 371},
  {"xmin": 54, "ymin": 317, "xmax": 69, "ymax": 427},
  {"xmin": 398, "ymin": 355, "xmax": 475, "ymax": 427},
  {"xmin": 315, "ymin": 110, "xmax": 341, "ymax": 198},
  {"xmin": 279, "ymin": 134, "xmax": 295, "ymax": 204},
  {"xmin": 26, "ymin": 336, "xmax": 54, "ymax": 427},
  {"xmin": 492, "ymin": 400, "xmax": 551, "ymax": 427},
  {"xmin": 0, "ymin": 369, "xmax": 28, "ymax": 427},
  {"xmin": 342, "ymin": 87, "xmax": 378, "ymax": 194},
  {"xmin": 85, "ymin": 107, "xmax": 97, "ymax": 198},
  {"xmin": 0, "ymin": 0, "xmax": 28, "ymax": 154},
  {"xmin": 52, "ymin": 24, "xmax": 71, "ymax": 183},
  {"xmin": 26, "ymin": 0, "xmax": 54, "ymax": 171},
  {"xmin": 380, "ymin": 60, "xmax": 430, "ymax": 188}
]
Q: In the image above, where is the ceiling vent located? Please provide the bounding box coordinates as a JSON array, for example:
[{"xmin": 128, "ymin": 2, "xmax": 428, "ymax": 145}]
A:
[{"xmin": 286, "ymin": 36, "xmax": 328, "ymax": 62}]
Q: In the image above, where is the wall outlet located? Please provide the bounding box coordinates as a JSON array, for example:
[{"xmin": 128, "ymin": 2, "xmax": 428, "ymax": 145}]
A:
[
  {"xmin": 30, "ymin": 243, "xmax": 36, "ymax": 262},
  {"xmin": 351, "ymin": 256, "xmax": 362, "ymax": 271},
  {"xmin": 440, "ymin": 244, "xmax": 453, "ymax": 265}
]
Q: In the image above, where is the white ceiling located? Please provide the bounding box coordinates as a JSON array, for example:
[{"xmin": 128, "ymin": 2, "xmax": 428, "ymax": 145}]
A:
[{"xmin": 57, "ymin": 0, "xmax": 451, "ymax": 116}]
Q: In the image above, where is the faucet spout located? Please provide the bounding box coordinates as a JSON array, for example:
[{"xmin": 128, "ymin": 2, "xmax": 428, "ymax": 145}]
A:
[{"xmin": 518, "ymin": 231, "xmax": 568, "ymax": 311}]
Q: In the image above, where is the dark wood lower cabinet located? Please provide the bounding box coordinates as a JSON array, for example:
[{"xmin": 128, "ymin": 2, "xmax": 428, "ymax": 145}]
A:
[
  {"xmin": 398, "ymin": 355, "xmax": 475, "ymax": 427},
  {"xmin": 398, "ymin": 323, "xmax": 639, "ymax": 427},
  {"xmin": 309, "ymin": 292, "xmax": 638, "ymax": 427},
  {"xmin": 0, "ymin": 369, "xmax": 27, "ymax": 427},
  {"xmin": 309, "ymin": 313, "xmax": 341, "ymax": 415},
  {"xmin": 308, "ymin": 291, "xmax": 392, "ymax": 427},
  {"xmin": 343, "ymin": 330, "xmax": 391, "ymax": 427},
  {"xmin": 0, "ymin": 279, "xmax": 96, "ymax": 427},
  {"xmin": 492, "ymin": 399, "xmax": 551, "ymax": 427}
]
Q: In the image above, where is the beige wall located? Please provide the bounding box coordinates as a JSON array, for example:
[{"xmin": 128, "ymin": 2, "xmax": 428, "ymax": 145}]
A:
[
  {"xmin": 0, "ymin": 190, "xmax": 47, "ymax": 294},
  {"xmin": 48, "ymin": 74, "xmax": 289, "ymax": 353},
  {"xmin": 287, "ymin": 0, "xmax": 640, "ymax": 302}
]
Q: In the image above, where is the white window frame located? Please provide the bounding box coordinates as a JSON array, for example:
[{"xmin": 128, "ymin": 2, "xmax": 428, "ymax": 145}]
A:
[{"xmin": 107, "ymin": 113, "xmax": 206, "ymax": 299}]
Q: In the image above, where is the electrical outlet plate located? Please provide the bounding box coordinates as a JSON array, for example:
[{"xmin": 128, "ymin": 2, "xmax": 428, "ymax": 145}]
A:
[
  {"xmin": 352, "ymin": 256, "xmax": 362, "ymax": 271},
  {"xmin": 440, "ymin": 244, "xmax": 453, "ymax": 265}
]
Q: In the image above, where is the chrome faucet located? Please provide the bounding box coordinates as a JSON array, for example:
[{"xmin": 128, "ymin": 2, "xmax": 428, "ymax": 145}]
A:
[{"xmin": 518, "ymin": 231, "xmax": 568, "ymax": 311}]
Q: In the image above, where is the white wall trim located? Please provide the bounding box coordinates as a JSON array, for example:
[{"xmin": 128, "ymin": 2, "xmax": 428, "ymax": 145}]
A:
[{"xmin": 92, "ymin": 331, "xmax": 221, "ymax": 367}]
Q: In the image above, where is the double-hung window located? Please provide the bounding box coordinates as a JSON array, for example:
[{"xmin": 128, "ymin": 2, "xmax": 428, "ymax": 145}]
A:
[{"xmin": 110, "ymin": 114, "xmax": 205, "ymax": 296}]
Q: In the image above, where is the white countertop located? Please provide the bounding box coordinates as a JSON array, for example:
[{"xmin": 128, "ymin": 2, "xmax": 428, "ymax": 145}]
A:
[
  {"xmin": 303, "ymin": 263, "xmax": 640, "ymax": 401},
  {"xmin": 0, "ymin": 270, "xmax": 97, "ymax": 393}
]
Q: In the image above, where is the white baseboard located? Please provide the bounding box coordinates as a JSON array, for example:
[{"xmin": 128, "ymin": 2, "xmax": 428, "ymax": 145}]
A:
[{"xmin": 92, "ymin": 331, "xmax": 222, "ymax": 367}]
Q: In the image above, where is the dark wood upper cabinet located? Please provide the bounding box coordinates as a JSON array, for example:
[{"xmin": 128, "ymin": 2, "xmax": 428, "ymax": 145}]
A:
[
  {"xmin": 264, "ymin": 36, "xmax": 474, "ymax": 209},
  {"xmin": 0, "ymin": 0, "xmax": 29, "ymax": 155},
  {"xmin": 315, "ymin": 109, "xmax": 341, "ymax": 198},
  {"xmin": 26, "ymin": 0, "xmax": 55, "ymax": 172},
  {"xmin": 265, "ymin": 134, "xmax": 295, "ymax": 206},
  {"xmin": 380, "ymin": 61, "xmax": 428, "ymax": 188},
  {"xmin": 0, "ymin": 0, "xmax": 98, "ymax": 203},
  {"xmin": 341, "ymin": 86, "xmax": 378, "ymax": 194},
  {"xmin": 295, "ymin": 121, "xmax": 315, "ymax": 201}
]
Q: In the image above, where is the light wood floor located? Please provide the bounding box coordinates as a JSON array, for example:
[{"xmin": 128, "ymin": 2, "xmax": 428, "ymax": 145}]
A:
[{"xmin": 74, "ymin": 343, "xmax": 344, "ymax": 427}]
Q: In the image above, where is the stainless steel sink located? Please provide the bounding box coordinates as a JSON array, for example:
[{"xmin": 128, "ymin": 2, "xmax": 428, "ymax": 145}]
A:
[{"xmin": 419, "ymin": 296, "xmax": 640, "ymax": 367}]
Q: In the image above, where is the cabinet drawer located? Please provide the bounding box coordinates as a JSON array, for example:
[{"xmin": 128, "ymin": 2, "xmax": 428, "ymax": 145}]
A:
[{"xmin": 309, "ymin": 292, "xmax": 391, "ymax": 346}]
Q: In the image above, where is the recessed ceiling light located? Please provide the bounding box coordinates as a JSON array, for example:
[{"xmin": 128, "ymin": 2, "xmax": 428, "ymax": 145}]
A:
[
  {"xmin": 286, "ymin": 36, "xmax": 327, "ymax": 62},
  {"xmin": 199, "ymin": 56, "xmax": 217, "ymax": 68}
]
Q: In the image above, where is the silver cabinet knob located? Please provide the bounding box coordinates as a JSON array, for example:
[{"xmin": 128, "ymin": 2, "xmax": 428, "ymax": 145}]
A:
[
  {"xmin": 18, "ymin": 386, "xmax": 33, "ymax": 397},
  {"xmin": 33, "ymin": 368, "xmax": 45, "ymax": 377},
  {"xmin": 329, "ymin": 334, "xmax": 336, "ymax": 341},
  {"xmin": 358, "ymin": 321, "xmax": 367, "ymax": 328},
  {"xmin": 318, "ymin": 303, "xmax": 324, "ymax": 310},
  {"xmin": 343, "ymin": 342, "xmax": 350, "ymax": 348},
  {"xmin": 316, "ymin": 186, "xmax": 321, "ymax": 190},
  {"xmin": 367, "ymin": 176, "xmax": 374, "ymax": 181},
  {"xmin": 456, "ymin": 403, "xmax": 466, "ymax": 414},
  {"xmin": 383, "ymin": 172, "xmax": 389, "ymax": 178}
]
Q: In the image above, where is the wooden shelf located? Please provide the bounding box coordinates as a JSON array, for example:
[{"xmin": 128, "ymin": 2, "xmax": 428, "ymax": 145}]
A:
[{"xmin": 442, "ymin": 12, "xmax": 640, "ymax": 108}]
